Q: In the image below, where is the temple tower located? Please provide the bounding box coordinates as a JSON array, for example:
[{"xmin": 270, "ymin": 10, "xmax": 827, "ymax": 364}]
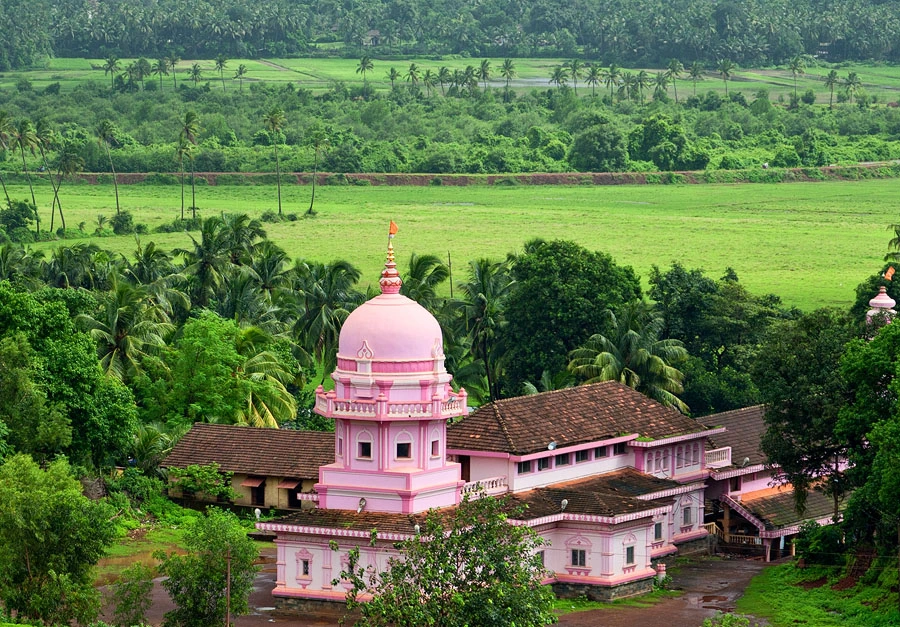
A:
[{"xmin": 313, "ymin": 240, "xmax": 467, "ymax": 514}]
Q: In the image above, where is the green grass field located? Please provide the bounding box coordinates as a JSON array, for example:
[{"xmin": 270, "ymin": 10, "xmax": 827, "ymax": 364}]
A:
[
  {"xmin": 10, "ymin": 177, "xmax": 898, "ymax": 311},
  {"xmin": 3, "ymin": 56, "xmax": 899, "ymax": 104}
]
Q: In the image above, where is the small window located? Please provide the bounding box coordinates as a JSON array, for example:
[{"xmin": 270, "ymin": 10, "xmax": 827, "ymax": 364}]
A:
[
  {"xmin": 358, "ymin": 441, "xmax": 372, "ymax": 459},
  {"xmin": 431, "ymin": 439, "xmax": 439, "ymax": 457},
  {"xmin": 517, "ymin": 460, "xmax": 533, "ymax": 474},
  {"xmin": 595, "ymin": 446, "xmax": 608, "ymax": 458},
  {"xmin": 683, "ymin": 507, "xmax": 692, "ymax": 526},
  {"xmin": 337, "ymin": 437, "xmax": 343, "ymax": 456},
  {"xmin": 396, "ymin": 442, "xmax": 412, "ymax": 459},
  {"xmin": 676, "ymin": 445, "xmax": 684, "ymax": 468},
  {"xmin": 662, "ymin": 449, "xmax": 670, "ymax": 470},
  {"xmin": 692, "ymin": 443, "xmax": 700, "ymax": 464},
  {"xmin": 613, "ymin": 442, "xmax": 627, "ymax": 455},
  {"xmin": 730, "ymin": 476, "xmax": 742, "ymax": 492},
  {"xmin": 571, "ymin": 549, "xmax": 586, "ymax": 567},
  {"xmin": 537, "ymin": 457, "xmax": 551, "ymax": 471},
  {"xmin": 555, "ymin": 453, "xmax": 570, "ymax": 466},
  {"xmin": 626, "ymin": 546, "xmax": 635, "ymax": 565},
  {"xmin": 302, "ymin": 559, "xmax": 310, "ymax": 576},
  {"xmin": 654, "ymin": 522, "xmax": 663, "ymax": 540},
  {"xmin": 575, "ymin": 450, "xmax": 590, "ymax": 463}
]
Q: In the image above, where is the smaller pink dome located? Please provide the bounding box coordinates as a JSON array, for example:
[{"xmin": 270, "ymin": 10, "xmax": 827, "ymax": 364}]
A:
[
  {"xmin": 338, "ymin": 292, "xmax": 443, "ymax": 363},
  {"xmin": 869, "ymin": 286, "xmax": 896, "ymax": 310}
]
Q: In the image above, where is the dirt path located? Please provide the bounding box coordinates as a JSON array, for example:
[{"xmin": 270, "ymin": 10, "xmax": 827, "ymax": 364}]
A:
[{"xmin": 118, "ymin": 550, "xmax": 769, "ymax": 626}]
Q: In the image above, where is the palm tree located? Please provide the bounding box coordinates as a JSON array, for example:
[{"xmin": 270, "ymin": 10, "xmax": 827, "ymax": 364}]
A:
[
  {"xmin": 179, "ymin": 111, "xmax": 200, "ymax": 219},
  {"xmin": 214, "ymin": 54, "xmax": 228, "ymax": 92},
  {"xmin": 455, "ymin": 258, "xmax": 513, "ymax": 402},
  {"xmin": 306, "ymin": 126, "xmax": 329, "ymax": 217},
  {"xmin": 263, "ymin": 107, "xmax": 286, "ymax": 217},
  {"xmin": 618, "ymin": 71, "xmax": 636, "ymax": 102},
  {"xmin": 102, "ymin": 55, "xmax": 120, "ymax": 91},
  {"xmin": 566, "ymin": 59, "xmax": 584, "ymax": 95},
  {"xmin": 233, "ymin": 64, "xmax": 248, "ymax": 92},
  {"xmin": 386, "ymin": 67, "xmax": 400, "ymax": 89},
  {"xmin": 437, "ymin": 66, "xmax": 451, "ymax": 96},
  {"xmin": 406, "ymin": 62, "xmax": 421, "ymax": 89},
  {"xmin": 500, "ymin": 58, "xmax": 516, "ymax": 100},
  {"xmin": 166, "ymin": 54, "xmax": 180, "ymax": 89},
  {"xmin": 356, "ymin": 55, "xmax": 374, "ymax": 86},
  {"xmin": 789, "ymin": 55, "xmax": 805, "ymax": 97},
  {"xmin": 653, "ymin": 71, "xmax": 670, "ymax": 101},
  {"xmin": 174, "ymin": 215, "xmax": 231, "ymax": 308},
  {"xmin": 689, "ymin": 61, "xmax": 703, "ymax": 96},
  {"xmin": 605, "ymin": 64, "xmax": 621, "ymax": 100},
  {"xmin": 50, "ymin": 136, "xmax": 83, "ymax": 234},
  {"xmin": 32, "ymin": 119, "xmax": 59, "ymax": 231},
  {"xmin": 234, "ymin": 328, "xmax": 298, "ymax": 428},
  {"xmin": 422, "ymin": 69, "xmax": 436, "ymax": 97},
  {"xmin": 666, "ymin": 58, "xmax": 684, "ymax": 103},
  {"xmin": 717, "ymin": 59, "xmax": 735, "ymax": 96},
  {"xmin": 76, "ymin": 277, "xmax": 173, "ymax": 381},
  {"xmin": 825, "ymin": 69, "xmax": 839, "ymax": 109},
  {"xmin": 567, "ymin": 302, "xmax": 689, "ymax": 413},
  {"xmin": 221, "ymin": 212, "xmax": 266, "ymax": 265},
  {"xmin": 152, "ymin": 58, "xmax": 169, "ymax": 90},
  {"xmin": 844, "ymin": 72, "xmax": 861, "ymax": 104},
  {"xmin": 136, "ymin": 58, "xmax": 152, "ymax": 90},
  {"xmin": 549, "ymin": 65, "xmax": 568, "ymax": 90},
  {"xmin": 0, "ymin": 110, "xmax": 12, "ymax": 206},
  {"xmin": 478, "ymin": 59, "xmax": 491, "ymax": 90},
  {"xmin": 636, "ymin": 70, "xmax": 651, "ymax": 106},
  {"xmin": 585, "ymin": 63, "xmax": 602, "ymax": 98},
  {"xmin": 400, "ymin": 253, "xmax": 450, "ymax": 311},
  {"xmin": 463, "ymin": 65, "xmax": 479, "ymax": 94},
  {"xmin": 12, "ymin": 119, "xmax": 39, "ymax": 231},
  {"xmin": 522, "ymin": 369, "xmax": 574, "ymax": 395},
  {"xmin": 96, "ymin": 120, "xmax": 121, "ymax": 216},
  {"xmin": 189, "ymin": 63, "xmax": 203, "ymax": 85}
]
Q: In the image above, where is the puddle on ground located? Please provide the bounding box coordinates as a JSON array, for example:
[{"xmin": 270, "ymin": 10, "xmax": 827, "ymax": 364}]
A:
[{"xmin": 701, "ymin": 595, "xmax": 728, "ymax": 603}]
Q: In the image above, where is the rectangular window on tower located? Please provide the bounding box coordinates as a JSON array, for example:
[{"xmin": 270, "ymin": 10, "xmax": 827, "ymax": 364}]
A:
[
  {"xmin": 396, "ymin": 442, "xmax": 412, "ymax": 459},
  {"xmin": 654, "ymin": 522, "xmax": 663, "ymax": 541},
  {"xmin": 571, "ymin": 549, "xmax": 586, "ymax": 567},
  {"xmin": 431, "ymin": 439, "xmax": 440, "ymax": 457},
  {"xmin": 358, "ymin": 441, "xmax": 372, "ymax": 459},
  {"xmin": 626, "ymin": 546, "xmax": 635, "ymax": 565}
]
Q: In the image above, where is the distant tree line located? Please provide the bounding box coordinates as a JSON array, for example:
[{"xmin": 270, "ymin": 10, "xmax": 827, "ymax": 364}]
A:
[{"xmin": 2, "ymin": 0, "xmax": 900, "ymax": 70}]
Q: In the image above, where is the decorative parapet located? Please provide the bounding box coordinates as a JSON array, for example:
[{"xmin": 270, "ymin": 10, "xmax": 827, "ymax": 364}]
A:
[
  {"xmin": 461, "ymin": 475, "xmax": 509, "ymax": 498},
  {"xmin": 705, "ymin": 446, "xmax": 732, "ymax": 469},
  {"xmin": 314, "ymin": 388, "xmax": 467, "ymax": 421}
]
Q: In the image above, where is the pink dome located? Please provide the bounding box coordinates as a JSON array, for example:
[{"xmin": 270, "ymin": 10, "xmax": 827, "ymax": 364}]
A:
[
  {"xmin": 338, "ymin": 292, "xmax": 443, "ymax": 363},
  {"xmin": 869, "ymin": 286, "xmax": 896, "ymax": 310}
]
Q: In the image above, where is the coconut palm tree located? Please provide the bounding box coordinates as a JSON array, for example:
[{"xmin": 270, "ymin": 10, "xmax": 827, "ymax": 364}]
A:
[
  {"xmin": 175, "ymin": 137, "xmax": 193, "ymax": 221},
  {"xmin": 422, "ymin": 69, "xmax": 437, "ymax": 97},
  {"xmin": 455, "ymin": 258, "xmax": 513, "ymax": 402},
  {"xmin": 356, "ymin": 55, "xmax": 374, "ymax": 86},
  {"xmin": 234, "ymin": 326, "xmax": 298, "ymax": 428},
  {"xmin": 717, "ymin": 59, "xmax": 735, "ymax": 96},
  {"xmin": 618, "ymin": 71, "xmax": 636, "ymax": 102},
  {"xmin": 103, "ymin": 55, "xmax": 120, "ymax": 91},
  {"xmin": 500, "ymin": 58, "xmax": 516, "ymax": 100},
  {"xmin": 136, "ymin": 58, "xmax": 152, "ymax": 90},
  {"xmin": 189, "ymin": 63, "xmax": 203, "ymax": 85},
  {"xmin": 386, "ymin": 67, "xmax": 400, "ymax": 88},
  {"xmin": 568, "ymin": 302, "xmax": 689, "ymax": 413},
  {"xmin": 605, "ymin": 64, "xmax": 621, "ymax": 100},
  {"xmin": 0, "ymin": 110, "xmax": 12, "ymax": 206},
  {"xmin": 50, "ymin": 137, "xmax": 84, "ymax": 234},
  {"xmin": 12, "ymin": 119, "xmax": 39, "ymax": 232},
  {"xmin": 166, "ymin": 54, "xmax": 180, "ymax": 89},
  {"xmin": 221, "ymin": 212, "xmax": 266, "ymax": 265},
  {"xmin": 400, "ymin": 253, "xmax": 450, "ymax": 311},
  {"xmin": 585, "ymin": 63, "xmax": 602, "ymax": 98},
  {"xmin": 33, "ymin": 119, "xmax": 58, "ymax": 229},
  {"xmin": 844, "ymin": 71, "xmax": 861, "ymax": 104},
  {"xmin": 478, "ymin": 59, "xmax": 491, "ymax": 90},
  {"xmin": 233, "ymin": 63, "xmax": 248, "ymax": 92},
  {"xmin": 825, "ymin": 69, "xmax": 839, "ymax": 109},
  {"xmin": 666, "ymin": 58, "xmax": 684, "ymax": 103},
  {"xmin": 214, "ymin": 54, "xmax": 228, "ymax": 92},
  {"xmin": 179, "ymin": 111, "xmax": 200, "ymax": 219},
  {"xmin": 566, "ymin": 59, "xmax": 584, "ymax": 95},
  {"xmin": 522, "ymin": 369, "xmax": 574, "ymax": 395},
  {"xmin": 653, "ymin": 71, "xmax": 670, "ymax": 101},
  {"xmin": 76, "ymin": 277, "xmax": 173, "ymax": 381},
  {"xmin": 636, "ymin": 70, "xmax": 651, "ymax": 106},
  {"xmin": 438, "ymin": 66, "xmax": 451, "ymax": 96},
  {"xmin": 174, "ymin": 215, "xmax": 231, "ymax": 308},
  {"xmin": 96, "ymin": 120, "xmax": 121, "ymax": 215},
  {"xmin": 262, "ymin": 106, "xmax": 286, "ymax": 217},
  {"xmin": 549, "ymin": 65, "xmax": 568, "ymax": 90},
  {"xmin": 406, "ymin": 62, "xmax": 421, "ymax": 89},
  {"xmin": 789, "ymin": 55, "xmax": 805, "ymax": 97},
  {"xmin": 306, "ymin": 126, "xmax": 329, "ymax": 217},
  {"xmin": 689, "ymin": 61, "xmax": 703, "ymax": 95},
  {"xmin": 152, "ymin": 58, "xmax": 169, "ymax": 90}
]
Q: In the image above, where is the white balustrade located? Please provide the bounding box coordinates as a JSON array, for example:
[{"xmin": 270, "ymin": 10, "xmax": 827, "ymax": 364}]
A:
[
  {"xmin": 705, "ymin": 446, "xmax": 732, "ymax": 468},
  {"xmin": 462, "ymin": 476, "xmax": 509, "ymax": 498}
]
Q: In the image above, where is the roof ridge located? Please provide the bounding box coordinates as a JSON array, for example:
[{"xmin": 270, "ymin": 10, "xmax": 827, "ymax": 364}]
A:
[{"xmin": 492, "ymin": 402, "xmax": 517, "ymax": 453}]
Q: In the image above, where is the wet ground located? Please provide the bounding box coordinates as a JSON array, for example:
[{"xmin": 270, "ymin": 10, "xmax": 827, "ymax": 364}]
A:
[{"xmin": 117, "ymin": 548, "xmax": 769, "ymax": 626}]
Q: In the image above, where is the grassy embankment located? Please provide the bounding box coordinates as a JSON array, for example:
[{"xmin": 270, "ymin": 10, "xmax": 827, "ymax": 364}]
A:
[
  {"xmin": 4, "ymin": 56, "xmax": 900, "ymax": 105},
  {"xmin": 8, "ymin": 177, "xmax": 899, "ymax": 311}
]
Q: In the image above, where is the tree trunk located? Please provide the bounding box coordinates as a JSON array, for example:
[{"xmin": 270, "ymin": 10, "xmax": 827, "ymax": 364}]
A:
[
  {"xmin": 105, "ymin": 143, "xmax": 120, "ymax": 215},
  {"xmin": 20, "ymin": 148, "xmax": 39, "ymax": 235},
  {"xmin": 307, "ymin": 147, "xmax": 318, "ymax": 216},
  {"xmin": 0, "ymin": 172, "xmax": 10, "ymax": 207},
  {"xmin": 54, "ymin": 168, "xmax": 66, "ymax": 232},
  {"xmin": 190, "ymin": 160, "xmax": 196, "ymax": 220},
  {"xmin": 180, "ymin": 155, "xmax": 185, "ymax": 220},
  {"xmin": 274, "ymin": 143, "xmax": 282, "ymax": 216}
]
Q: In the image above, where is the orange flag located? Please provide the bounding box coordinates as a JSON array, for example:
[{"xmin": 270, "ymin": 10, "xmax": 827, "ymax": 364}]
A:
[
  {"xmin": 389, "ymin": 220, "xmax": 399, "ymax": 237},
  {"xmin": 885, "ymin": 266, "xmax": 895, "ymax": 281}
]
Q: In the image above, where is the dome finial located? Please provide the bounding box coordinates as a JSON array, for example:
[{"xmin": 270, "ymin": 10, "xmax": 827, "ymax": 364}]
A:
[{"xmin": 380, "ymin": 225, "xmax": 402, "ymax": 294}]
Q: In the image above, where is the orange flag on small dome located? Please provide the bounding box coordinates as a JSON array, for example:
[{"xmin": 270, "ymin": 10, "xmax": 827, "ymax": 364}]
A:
[
  {"xmin": 389, "ymin": 220, "xmax": 399, "ymax": 237},
  {"xmin": 885, "ymin": 266, "xmax": 895, "ymax": 281}
]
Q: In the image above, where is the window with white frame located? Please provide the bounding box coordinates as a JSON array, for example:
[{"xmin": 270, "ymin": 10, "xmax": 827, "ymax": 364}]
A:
[
  {"xmin": 683, "ymin": 506, "xmax": 692, "ymax": 526},
  {"xmin": 654, "ymin": 522, "xmax": 663, "ymax": 541},
  {"xmin": 431, "ymin": 439, "xmax": 440, "ymax": 457},
  {"xmin": 517, "ymin": 460, "xmax": 533, "ymax": 474},
  {"xmin": 571, "ymin": 549, "xmax": 586, "ymax": 567},
  {"xmin": 395, "ymin": 431, "xmax": 413, "ymax": 460},
  {"xmin": 626, "ymin": 545, "xmax": 635, "ymax": 565}
]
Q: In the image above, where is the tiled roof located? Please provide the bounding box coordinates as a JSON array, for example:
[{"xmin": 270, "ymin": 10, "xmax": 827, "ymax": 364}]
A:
[
  {"xmin": 510, "ymin": 485, "xmax": 664, "ymax": 520},
  {"xmin": 550, "ymin": 467, "xmax": 682, "ymax": 498},
  {"xmin": 705, "ymin": 405, "xmax": 767, "ymax": 468},
  {"xmin": 742, "ymin": 485, "xmax": 836, "ymax": 529},
  {"xmin": 448, "ymin": 381, "xmax": 709, "ymax": 455},
  {"xmin": 267, "ymin": 507, "xmax": 430, "ymax": 535},
  {"xmin": 162, "ymin": 423, "xmax": 334, "ymax": 479}
]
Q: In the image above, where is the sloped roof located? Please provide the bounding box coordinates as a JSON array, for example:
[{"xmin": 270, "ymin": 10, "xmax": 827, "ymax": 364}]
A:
[
  {"xmin": 551, "ymin": 467, "xmax": 682, "ymax": 498},
  {"xmin": 162, "ymin": 423, "xmax": 334, "ymax": 479},
  {"xmin": 705, "ymin": 405, "xmax": 767, "ymax": 468},
  {"xmin": 742, "ymin": 486, "xmax": 836, "ymax": 530},
  {"xmin": 448, "ymin": 381, "xmax": 709, "ymax": 455}
]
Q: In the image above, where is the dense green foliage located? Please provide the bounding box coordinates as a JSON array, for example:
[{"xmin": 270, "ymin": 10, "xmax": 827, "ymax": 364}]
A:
[
  {"xmin": 3, "ymin": 0, "xmax": 900, "ymax": 70},
  {"xmin": 338, "ymin": 491, "xmax": 556, "ymax": 627},
  {"xmin": 0, "ymin": 454, "xmax": 117, "ymax": 624}
]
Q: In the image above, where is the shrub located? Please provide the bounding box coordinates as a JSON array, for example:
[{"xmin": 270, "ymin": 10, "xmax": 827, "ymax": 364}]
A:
[
  {"xmin": 795, "ymin": 521, "xmax": 845, "ymax": 565},
  {"xmin": 801, "ymin": 89, "xmax": 817, "ymax": 105},
  {"xmin": 111, "ymin": 563, "xmax": 154, "ymax": 627},
  {"xmin": 110, "ymin": 211, "xmax": 135, "ymax": 235}
]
